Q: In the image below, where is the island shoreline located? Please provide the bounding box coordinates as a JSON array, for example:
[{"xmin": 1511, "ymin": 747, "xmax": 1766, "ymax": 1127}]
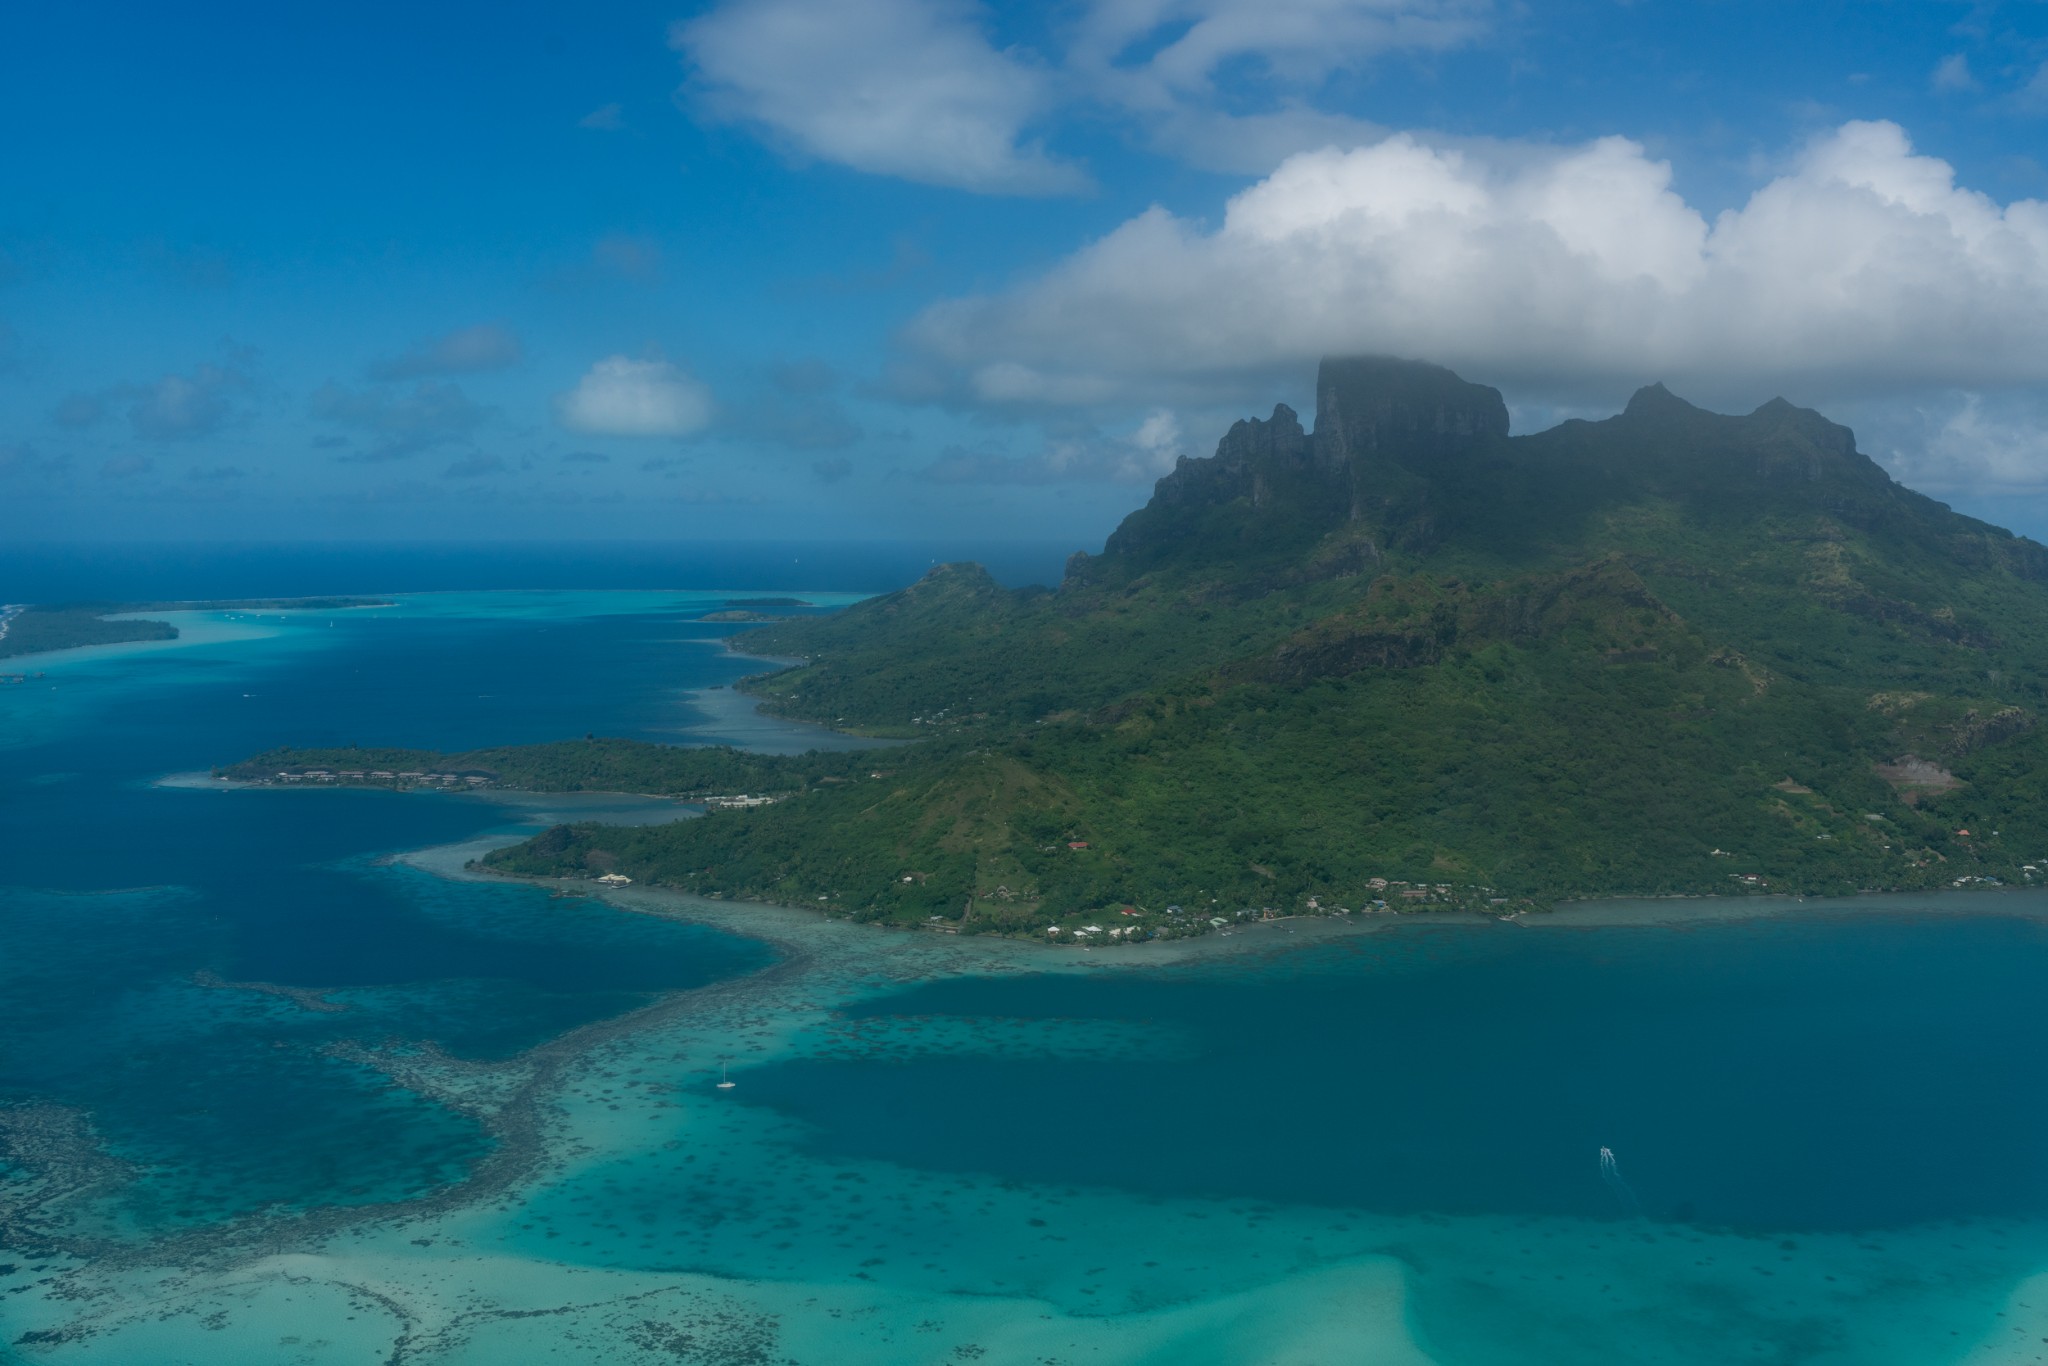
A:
[{"xmin": 403, "ymin": 823, "xmax": 2048, "ymax": 967}]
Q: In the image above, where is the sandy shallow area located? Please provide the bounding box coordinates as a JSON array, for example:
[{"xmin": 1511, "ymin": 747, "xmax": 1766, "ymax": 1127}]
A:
[{"xmin": 14, "ymin": 825, "xmax": 2048, "ymax": 1364}]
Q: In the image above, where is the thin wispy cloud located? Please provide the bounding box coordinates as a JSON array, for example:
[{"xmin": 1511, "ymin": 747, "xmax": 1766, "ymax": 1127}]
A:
[
  {"xmin": 674, "ymin": 0, "xmax": 1087, "ymax": 195},
  {"xmin": 540, "ymin": 236, "xmax": 665, "ymax": 291},
  {"xmin": 129, "ymin": 364, "xmax": 243, "ymax": 440},
  {"xmin": 369, "ymin": 324, "xmax": 523, "ymax": 380},
  {"xmin": 674, "ymin": 0, "xmax": 1491, "ymax": 193},
  {"xmin": 2022, "ymin": 62, "xmax": 2048, "ymax": 112},
  {"xmin": 52, "ymin": 394, "xmax": 107, "ymax": 430},
  {"xmin": 721, "ymin": 360, "xmax": 863, "ymax": 450},
  {"xmin": 443, "ymin": 453, "xmax": 508, "ymax": 478},
  {"xmin": 99, "ymin": 454, "xmax": 154, "ymax": 480},
  {"xmin": 1066, "ymin": 0, "xmax": 1489, "ymax": 106},
  {"xmin": 592, "ymin": 235, "xmax": 661, "ymax": 282},
  {"xmin": 0, "ymin": 442, "xmax": 66, "ymax": 480},
  {"xmin": 1931, "ymin": 53, "xmax": 1978, "ymax": 93},
  {"xmin": 314, "ymin": 379, "xmax": 489, "ymax": 460},
  {"xmin": 140, "ymin": 240, "xmax": 235, "ymax": 291},
  {"xmin": 916, "ymin": 409, "xmax": 1185, "ymax": 483}
]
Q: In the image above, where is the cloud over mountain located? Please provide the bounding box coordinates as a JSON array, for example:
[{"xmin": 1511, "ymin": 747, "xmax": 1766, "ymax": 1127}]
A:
[{"xmin": 903, "ymin": 121, "xmax": 2048, "ymax": 408}]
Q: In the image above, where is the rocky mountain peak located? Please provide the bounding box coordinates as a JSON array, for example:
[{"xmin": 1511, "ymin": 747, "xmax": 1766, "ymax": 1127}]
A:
[
  {"xmin": 1311, "ymin": 356, "xmax": 1511, "ymax": 471},
  {"xmin": 1621, "ymin": 381, "xmax": 1699, "ymax": 421}
]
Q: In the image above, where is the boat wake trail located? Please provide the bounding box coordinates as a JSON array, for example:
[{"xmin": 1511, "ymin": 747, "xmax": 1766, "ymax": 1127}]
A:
[{"xmin": 1599, "ymin": 1146, "xmax": 1644, "ymax": 1217}]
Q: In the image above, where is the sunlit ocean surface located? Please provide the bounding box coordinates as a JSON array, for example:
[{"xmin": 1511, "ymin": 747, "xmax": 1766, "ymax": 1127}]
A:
[{"xmin": 6, "ymin": 555, "xmax": 2048, "ymax": 1363}]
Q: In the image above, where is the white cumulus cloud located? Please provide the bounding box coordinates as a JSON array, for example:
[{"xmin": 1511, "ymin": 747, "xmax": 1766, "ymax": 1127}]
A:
[
  {"xmin": 557, "ymin": 356, "xmax": 715, "ymax": 437},
  {"xmin": 902, "ymin": 120, "xmax": 2048, "ymax": 408},
  {"xmin": 674, "ymin": 0, "xmax": 1086, "ymax": 195}
]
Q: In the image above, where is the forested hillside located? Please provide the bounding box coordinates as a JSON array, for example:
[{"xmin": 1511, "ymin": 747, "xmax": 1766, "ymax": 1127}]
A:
[{"xmin": 454, "ymin": 358, "xmax": 2048, "ymax": 929}]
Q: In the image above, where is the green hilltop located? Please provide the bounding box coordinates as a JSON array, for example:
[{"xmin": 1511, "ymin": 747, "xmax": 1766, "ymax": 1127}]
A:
[{"xmin": 484, "ymin": 356, "xmax": 2048, "ymax": 929}]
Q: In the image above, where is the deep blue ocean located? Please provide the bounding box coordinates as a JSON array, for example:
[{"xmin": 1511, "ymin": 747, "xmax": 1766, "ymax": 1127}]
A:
[{"xmin": 7, "ymin": 544, "xmax": 2048, "ymax": 1364}]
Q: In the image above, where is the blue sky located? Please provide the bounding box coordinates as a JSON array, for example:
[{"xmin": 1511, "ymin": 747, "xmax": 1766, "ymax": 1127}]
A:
[{"xmin": 4, "ymin": 0, "xmax": 2048, "ymax": 548}]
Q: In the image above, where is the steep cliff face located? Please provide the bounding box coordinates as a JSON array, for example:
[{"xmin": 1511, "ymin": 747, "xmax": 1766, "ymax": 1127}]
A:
[
  {"xmin": 1151, "ymin": 357, "xmax": 1508, "ymax": 511},
  {"xmin": 1313, "ymin": 356, "xmax": 1512, "ymax": 464},
  {"xmin": 1091, "ymin": 401, "xmax": 1320, "ymax": 576},
  {"xmin": 1094, "ymin": 356, "xmax": 1513, "ymax": 578},
  {"xmin": 1148, "ymin": 403, "xmax": 1312, "ymax": 514}
]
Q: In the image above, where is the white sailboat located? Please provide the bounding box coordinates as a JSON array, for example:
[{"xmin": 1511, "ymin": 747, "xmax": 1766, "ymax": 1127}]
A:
[{"xmin": 716, "ymin": 1062, "xmax": 735, "ymax": 1090}]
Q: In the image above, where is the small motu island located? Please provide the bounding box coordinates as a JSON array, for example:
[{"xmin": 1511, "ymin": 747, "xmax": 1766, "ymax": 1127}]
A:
[
  {"xmin": 228, "ymin": 358, "xmax": 2048, "ymax": 938},
  {"xmin": 0, "ymin": 604, "xmax": 178, "ymax": 660},
  {"xmin": 0, "ymin": 596, "xmax": 394, "ymax": 662}
]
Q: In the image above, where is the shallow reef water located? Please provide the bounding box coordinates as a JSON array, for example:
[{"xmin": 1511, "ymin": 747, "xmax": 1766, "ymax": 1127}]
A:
[{"xmin": 8, "ymin": 587, "xmax": 2048, "ymax": 1364}]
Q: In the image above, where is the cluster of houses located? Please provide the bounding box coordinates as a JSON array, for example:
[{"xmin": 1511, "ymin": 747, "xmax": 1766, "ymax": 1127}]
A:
[
  {"xmin": 266, "ymin": 769, "xmax": 493, "ymax": 788},
  {"xmin": 1361, "ymin": 877, "xmax": 1460, "ymax": 904},
  {"xmin": 1031, "ymin": 877, "xmax": 1521, "ymax": 944},
  {"xmin": 1045, "ymin": 923, "xmax": 1150, "ymax": 942},
  {"xmin": 702, "ymin": 793, "xmax": 777, "ymax": 810}
]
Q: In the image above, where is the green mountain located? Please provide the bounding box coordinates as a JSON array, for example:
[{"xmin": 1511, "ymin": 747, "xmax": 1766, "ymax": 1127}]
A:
[{"xmin": 489, "ymin": 357, "xmax": 2048, "ymax": 930}]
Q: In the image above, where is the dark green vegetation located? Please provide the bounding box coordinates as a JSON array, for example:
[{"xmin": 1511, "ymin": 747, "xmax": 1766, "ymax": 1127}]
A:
[
  {"xmin": 222, "ymin": 740, "xmax": 880, "ymax": 797},
  {"xmin": 335, "ymin": 357, "xmax": 2048, "ymax": 932},
  {"xmin": 0, "ymin": 606, "xmax": 177, "ymax": 660}
]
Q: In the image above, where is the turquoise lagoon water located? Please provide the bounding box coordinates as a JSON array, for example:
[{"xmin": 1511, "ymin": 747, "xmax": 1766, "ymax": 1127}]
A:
[
  {"xmin": 8, "ymin": 580, "xmax": 2048, "ymax": 1363},
  {"xmin": 0, "ymin": 589, "xmax": 866, "ymax": 1238}
]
